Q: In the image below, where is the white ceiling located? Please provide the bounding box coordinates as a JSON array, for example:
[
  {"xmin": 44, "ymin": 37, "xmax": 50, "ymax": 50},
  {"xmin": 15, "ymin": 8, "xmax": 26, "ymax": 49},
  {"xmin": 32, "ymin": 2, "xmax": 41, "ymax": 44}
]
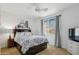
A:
[{"xmin": 0, "ymin": 3, "xmax": 75, "ymax": 17}]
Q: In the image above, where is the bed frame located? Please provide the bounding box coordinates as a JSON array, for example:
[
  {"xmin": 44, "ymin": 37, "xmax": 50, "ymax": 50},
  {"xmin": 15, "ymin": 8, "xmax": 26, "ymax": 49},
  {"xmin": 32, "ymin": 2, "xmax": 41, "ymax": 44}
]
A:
[
  {"xmin": 13, "ymin": 28, "xmax": 47, "ymax": 55},
  {"xmin": 14, "ymin": 42, "xmax": 47, "ymax": 55}
]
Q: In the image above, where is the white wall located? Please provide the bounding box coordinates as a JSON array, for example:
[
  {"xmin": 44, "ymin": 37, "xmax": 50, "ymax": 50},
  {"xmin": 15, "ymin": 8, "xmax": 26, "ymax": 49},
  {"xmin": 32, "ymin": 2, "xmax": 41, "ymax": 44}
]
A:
[
  {"xmin": 0, "ymin": 11, "xmax": 19, "ymax": 48},
  {"xmin": 0, "ymin": 11, "xmax": 41, "ymax": 48},
  {"xmin": 27, "ymin": 18, "xmax": 41, "ymax": 35},
  {"xmin": 50, "ymin": 4, "xmax": 79, "ymax": 49},
  {"xmin": 61, "ymin": 4, "xmax": 79, "ymax": 49}
]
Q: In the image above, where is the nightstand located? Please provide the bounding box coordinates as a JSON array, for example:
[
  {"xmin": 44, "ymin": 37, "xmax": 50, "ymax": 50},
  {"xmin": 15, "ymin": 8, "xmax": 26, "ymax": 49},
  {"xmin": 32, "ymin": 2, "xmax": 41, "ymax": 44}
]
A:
[{"xmin": 8, "ymin": 38, "xmax": 14, "ymax": 48}]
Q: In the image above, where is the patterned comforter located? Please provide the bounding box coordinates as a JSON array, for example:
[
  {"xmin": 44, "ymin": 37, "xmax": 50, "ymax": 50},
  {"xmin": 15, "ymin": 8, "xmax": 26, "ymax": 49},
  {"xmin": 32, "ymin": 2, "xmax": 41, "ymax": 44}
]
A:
[{"xmin": 14, "ymin": 32, "xmax": 48, "ymax": 54}]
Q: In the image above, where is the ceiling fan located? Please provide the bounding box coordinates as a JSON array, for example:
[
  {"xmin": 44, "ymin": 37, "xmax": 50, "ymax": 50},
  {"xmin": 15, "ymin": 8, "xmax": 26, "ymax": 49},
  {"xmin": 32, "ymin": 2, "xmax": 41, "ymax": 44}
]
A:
[{"xmin": 31, "ymin": 3, "xmax": 48, "ymax": 12}]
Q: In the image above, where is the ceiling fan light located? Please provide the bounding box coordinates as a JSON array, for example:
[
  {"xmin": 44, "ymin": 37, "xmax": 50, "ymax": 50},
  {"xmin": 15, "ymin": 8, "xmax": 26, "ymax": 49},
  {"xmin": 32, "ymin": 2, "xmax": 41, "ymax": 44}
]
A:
[{"xmin": 35, "ymin": 8, "xmax": 48, "ymax": 12}]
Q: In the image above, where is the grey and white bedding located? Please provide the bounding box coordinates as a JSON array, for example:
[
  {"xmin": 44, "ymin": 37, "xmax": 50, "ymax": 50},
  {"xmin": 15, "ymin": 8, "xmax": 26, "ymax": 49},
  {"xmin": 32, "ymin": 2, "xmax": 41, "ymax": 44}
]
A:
[{"xmin": 15, "ymin": 32, "xmax": 48, "ymax": 54}]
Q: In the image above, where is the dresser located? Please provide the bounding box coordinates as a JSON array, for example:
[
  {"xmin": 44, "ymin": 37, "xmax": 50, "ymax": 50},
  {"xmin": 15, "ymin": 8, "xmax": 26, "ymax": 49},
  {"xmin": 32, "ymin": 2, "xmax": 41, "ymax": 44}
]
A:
[{"xmin": 67, "ymin": 39, "xmax": 79, "ymax": 55}]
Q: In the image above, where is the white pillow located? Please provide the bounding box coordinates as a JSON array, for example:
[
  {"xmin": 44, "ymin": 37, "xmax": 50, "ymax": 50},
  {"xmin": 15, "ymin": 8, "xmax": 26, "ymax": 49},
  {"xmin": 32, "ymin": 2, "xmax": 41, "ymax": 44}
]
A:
[{"xmin": 26, "ymin": 32, "xmax": 32, "ymax": 36}]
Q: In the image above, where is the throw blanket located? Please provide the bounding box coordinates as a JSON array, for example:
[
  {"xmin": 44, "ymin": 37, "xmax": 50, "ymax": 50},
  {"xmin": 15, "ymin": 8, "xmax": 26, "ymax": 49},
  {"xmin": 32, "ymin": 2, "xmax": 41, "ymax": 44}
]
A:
[{"xmin": 15, "ymin": 32, "xmax": 48, "ymax": 54}]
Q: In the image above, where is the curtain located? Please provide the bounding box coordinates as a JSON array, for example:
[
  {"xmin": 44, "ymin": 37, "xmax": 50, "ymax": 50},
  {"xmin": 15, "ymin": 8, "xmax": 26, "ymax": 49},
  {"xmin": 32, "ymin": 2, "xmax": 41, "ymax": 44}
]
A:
[
  {"xmin": 41, "ymin": 20, "xmax": 43, "ymax": 35},
  {"xmin": 41, "ymin": 15, "xmax": 61, "ymax": 47},
  {"xmin": 55, "ymin": 15, "xmax": 61, "ymax": 48}
]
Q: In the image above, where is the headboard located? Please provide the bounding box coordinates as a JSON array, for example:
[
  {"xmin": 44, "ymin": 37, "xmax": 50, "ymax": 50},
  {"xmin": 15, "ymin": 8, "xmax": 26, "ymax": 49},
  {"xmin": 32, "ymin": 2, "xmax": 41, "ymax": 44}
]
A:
[
  {"xmin": 13, "ymin": 28, "xmax": 31, "ymax": 37},
  {"xmin": 13, "ymin": 21, "xmax": 31, "ymax": 37}
]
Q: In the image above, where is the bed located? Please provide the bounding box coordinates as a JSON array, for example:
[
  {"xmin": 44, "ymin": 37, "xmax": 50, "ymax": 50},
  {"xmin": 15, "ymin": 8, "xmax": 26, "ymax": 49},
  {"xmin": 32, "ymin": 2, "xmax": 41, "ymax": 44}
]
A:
[{"xmin": 13, "ymin": 28, "xmax": 48, "ymax": 55}]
